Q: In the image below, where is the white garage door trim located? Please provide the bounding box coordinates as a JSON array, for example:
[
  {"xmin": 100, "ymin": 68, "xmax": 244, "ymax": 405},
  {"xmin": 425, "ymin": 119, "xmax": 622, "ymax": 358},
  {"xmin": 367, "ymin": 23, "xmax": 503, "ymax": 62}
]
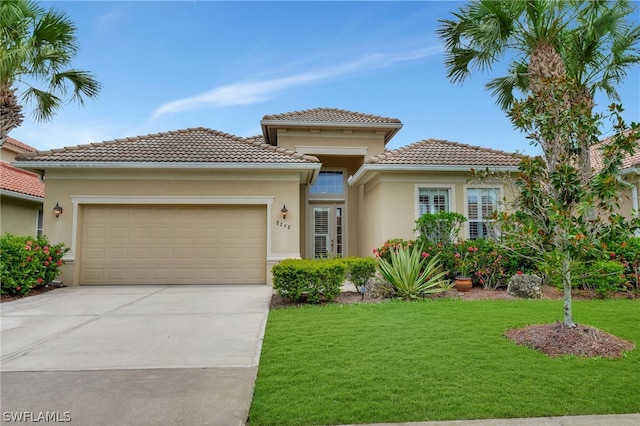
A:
[
  {"xmin": 67, "ymin": 196, "xmax": 274, "ymax": 262},
  {"xmin": 80, "ymin": 205, "xmax": 266, "ymax": 284}
]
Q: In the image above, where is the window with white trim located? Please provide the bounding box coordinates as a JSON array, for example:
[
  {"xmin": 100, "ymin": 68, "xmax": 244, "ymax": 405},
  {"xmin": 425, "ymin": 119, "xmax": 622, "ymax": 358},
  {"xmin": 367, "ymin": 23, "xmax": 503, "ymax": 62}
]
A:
[
  {"xmin": 310, "ymin": 171, "xmax": 344, "ymax": 195},
  {"xmin": 36, "ymin": 209, "xmax": 44, "ymax": 237},
  {"xmin": 467, "ymin": 188, "xmax": 499, "ymax": 239},
  {"xmin": 418, "ymin": 188, "xmax": 450, "ymax": 215}
]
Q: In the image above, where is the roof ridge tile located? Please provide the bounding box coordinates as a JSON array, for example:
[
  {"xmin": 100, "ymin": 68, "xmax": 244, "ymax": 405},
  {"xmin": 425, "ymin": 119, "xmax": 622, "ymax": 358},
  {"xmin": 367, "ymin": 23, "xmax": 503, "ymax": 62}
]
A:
[{"xmin": 366, "ymin": 138, "xmax": 521, "ymax": 167}]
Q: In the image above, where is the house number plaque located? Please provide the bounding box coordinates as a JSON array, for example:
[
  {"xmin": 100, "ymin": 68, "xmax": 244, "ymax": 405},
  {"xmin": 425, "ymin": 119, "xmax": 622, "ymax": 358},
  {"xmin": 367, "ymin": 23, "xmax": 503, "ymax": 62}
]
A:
[{"xmin": 276, "ymin": 220, "xmax": 290, "ymax": 230}]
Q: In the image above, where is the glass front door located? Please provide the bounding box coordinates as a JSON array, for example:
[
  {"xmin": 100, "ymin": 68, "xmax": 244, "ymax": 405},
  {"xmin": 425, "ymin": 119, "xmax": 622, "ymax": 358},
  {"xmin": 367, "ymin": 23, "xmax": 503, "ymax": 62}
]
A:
[{"xmin": 312, "ymin": 204, "xmax": 344, "ymax": 258}]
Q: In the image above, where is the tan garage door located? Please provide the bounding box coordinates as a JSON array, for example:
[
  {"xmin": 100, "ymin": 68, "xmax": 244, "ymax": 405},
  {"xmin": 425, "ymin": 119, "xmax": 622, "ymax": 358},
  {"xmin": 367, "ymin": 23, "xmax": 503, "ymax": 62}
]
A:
[{"xmin": 80, "ymin": 205, "xmax": 266, "ymax": 285}]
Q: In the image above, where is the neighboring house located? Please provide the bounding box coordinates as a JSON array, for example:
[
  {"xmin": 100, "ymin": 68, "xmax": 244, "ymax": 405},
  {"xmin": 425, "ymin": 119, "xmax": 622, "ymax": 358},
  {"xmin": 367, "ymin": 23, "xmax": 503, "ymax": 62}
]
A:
[
  {"xmin": 14, "ymin": 108, "xmax": 521, "ymax": 286},
  {"xmin": 0, "ymin": 137, "xmax": 45, "ymax": 236},
  {"xmin": 591, "ymin": 132, "xmax": 640, "ymax": 221}
]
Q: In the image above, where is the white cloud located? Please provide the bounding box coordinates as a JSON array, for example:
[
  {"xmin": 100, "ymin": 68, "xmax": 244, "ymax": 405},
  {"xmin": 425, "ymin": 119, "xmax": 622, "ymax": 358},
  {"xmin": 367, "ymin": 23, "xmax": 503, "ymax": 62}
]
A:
[{"xmin": 151, "ymin": 44, "xmax": 443, "ymax": 119}]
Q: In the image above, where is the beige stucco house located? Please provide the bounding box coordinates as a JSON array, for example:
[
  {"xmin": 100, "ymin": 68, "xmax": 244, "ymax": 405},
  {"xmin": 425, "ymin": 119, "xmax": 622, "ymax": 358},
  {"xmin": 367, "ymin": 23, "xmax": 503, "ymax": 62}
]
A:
[
  {"xmin": 14, "ymin": 108, "xmax": 522, "ymax": 286},
  {"xmin": 1, "ymin": 137, "xmax": 45, "ymax": 236},
  {"xmin": 591, "ymin": 135, "xmax": 640, "ymax": 222}
]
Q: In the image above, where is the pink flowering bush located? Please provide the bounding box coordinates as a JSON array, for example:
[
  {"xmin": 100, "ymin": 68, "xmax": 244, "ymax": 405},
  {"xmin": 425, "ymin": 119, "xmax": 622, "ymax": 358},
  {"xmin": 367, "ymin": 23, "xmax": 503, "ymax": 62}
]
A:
[
  {"xmin": 0, "ymin": 234, "xmax": 68, "ymax": 296},
  {"xmin": 373, "ymin": 239, "xmax": 414, "ymax": 263},
  {"xmin": 375, "ymin": 238, "xmax": 537, "ymax": 289}
]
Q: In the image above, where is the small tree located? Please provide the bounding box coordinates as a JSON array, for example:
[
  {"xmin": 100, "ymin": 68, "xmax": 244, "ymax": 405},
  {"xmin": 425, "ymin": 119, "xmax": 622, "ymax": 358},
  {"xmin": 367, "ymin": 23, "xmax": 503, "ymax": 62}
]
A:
[{"xmin": 500, "ymin": 75, "xmax": 638, "ymax": 327}]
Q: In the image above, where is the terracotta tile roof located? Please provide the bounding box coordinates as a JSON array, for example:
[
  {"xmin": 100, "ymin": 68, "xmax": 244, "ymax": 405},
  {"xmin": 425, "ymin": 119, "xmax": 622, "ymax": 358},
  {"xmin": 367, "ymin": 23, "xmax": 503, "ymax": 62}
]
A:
[
  {"xmin": 4, "ymin": 136, "xmax": 37, "ymax": 153},
  {"xmin": 15, "ymin": 128, "xmax": 319, "ymax": 164},
  {"xmin": 591, "ymin": 129, "xmax": 640, "ymax": 172},
  {"xmin": 0, "ymin": 161, "xmax": 44, "ymax": 198},
  {"xmin": 260, "ymin": 107, "xmax": 403, "ymax": 146},
  {"xmin": 366, "ymin": 138, "xmax": 522, "ymax": 167},
  {"xmin": 262, "ymin": 107, "xmax": 401, "ymax": 124}
]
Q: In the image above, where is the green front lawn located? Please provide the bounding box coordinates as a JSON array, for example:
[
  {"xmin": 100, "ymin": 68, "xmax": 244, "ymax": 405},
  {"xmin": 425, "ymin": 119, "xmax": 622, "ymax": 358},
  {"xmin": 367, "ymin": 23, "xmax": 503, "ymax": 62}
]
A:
[{"xmin": 249, "ymin": 299, "xmax": 639, "ymax": 425}]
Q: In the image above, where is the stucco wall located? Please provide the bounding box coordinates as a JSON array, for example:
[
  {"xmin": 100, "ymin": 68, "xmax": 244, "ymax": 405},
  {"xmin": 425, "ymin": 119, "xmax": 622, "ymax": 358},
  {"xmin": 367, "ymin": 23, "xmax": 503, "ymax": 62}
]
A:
[
  {"xmin": 0, "ymin": 197, "xmax": 41, "ymax": 236},
  {"xmin": 43, "ymin": 168, "xmax": 303, "ymax": 285},
  {"xmin": 276, "ymin": 129, "xmax": 386, "ymax": 160},
  {"xmin": 618, "ymin": 175, "xmax": 639, "ymax": 221},
  {"xmin": 357, "ymin": 171, "xmax": 517, "ymax": 252},
  {"xmin": 358, "ymin": 175, "xmax": 383, "ymax": 257}
]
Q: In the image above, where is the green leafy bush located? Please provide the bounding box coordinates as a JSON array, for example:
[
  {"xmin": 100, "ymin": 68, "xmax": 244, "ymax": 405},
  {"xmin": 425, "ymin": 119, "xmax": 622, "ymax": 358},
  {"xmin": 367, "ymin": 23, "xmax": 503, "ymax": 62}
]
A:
[
  {"xmin": 415, "ymin": 211, "xmax": 466, "ymax": 246},
  {"xmin": 1, "ymin": 234, "xmax": 68, "ymax": 296},
  {"xmin": 580, "ymin": 260, "xmax": 627, "ymax": 299},
  {"xmin": 375, "ymin": 245, "xmax": 452, "ymax": 299},
  {"xmin": 272, "ymin": 258, "xmax": 347, "ymax": 303},
  {"xmin": 342, "ymin": 257, "xmax": 377, "ymax": 291}
]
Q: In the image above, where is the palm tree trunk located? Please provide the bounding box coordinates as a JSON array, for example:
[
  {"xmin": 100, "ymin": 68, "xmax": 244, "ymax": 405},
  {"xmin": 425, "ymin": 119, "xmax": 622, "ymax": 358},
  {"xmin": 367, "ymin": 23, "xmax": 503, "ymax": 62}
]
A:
[
  {"xmin": 0, "ymin": 84, "xmax": 24, "ymax": 146},
  {"xmin": 529, "ymin": 43, "xmax": 578, "ymax": 329},
  {"xmin": 528, "ymin": 43, "xmax": 568, "ymax": 176}
]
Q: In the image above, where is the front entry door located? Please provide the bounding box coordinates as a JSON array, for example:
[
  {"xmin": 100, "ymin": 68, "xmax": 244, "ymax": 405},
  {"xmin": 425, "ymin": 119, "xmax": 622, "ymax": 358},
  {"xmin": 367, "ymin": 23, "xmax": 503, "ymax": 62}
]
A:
[{"xmin": 312, "ymin": 204, "xmax": 344, "ymax": 258}]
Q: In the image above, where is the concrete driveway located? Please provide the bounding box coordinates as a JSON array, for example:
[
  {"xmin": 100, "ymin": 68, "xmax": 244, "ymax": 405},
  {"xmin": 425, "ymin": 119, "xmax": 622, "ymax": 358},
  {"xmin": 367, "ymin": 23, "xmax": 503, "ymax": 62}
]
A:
[{"xmin": 1, "ymin": 285, "xmax": 272, "ymax": 425}]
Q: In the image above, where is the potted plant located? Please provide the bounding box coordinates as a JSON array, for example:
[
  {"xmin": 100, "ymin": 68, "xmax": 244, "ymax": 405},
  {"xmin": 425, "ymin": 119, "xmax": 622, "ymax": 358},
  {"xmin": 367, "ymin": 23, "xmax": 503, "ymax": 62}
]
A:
[{"xmin": 454, "ymin": 246, "xmax": 478, "ymax": 292}]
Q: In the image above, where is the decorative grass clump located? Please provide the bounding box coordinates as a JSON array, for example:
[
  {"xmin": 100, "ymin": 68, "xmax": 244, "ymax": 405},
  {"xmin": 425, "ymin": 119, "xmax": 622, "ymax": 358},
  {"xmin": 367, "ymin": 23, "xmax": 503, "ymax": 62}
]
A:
[{"xmin": 249, "ymin": 299, "xmax": 639, "ymax": 426}]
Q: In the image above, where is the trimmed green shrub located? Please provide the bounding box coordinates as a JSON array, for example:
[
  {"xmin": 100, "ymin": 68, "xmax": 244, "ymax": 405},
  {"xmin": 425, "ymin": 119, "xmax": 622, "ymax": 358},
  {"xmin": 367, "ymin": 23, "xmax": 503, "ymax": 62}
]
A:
[
  {"xmin": 1, "ymin": 234, "xmax": 68, "ymax": 296},
  {"xmin": 272, "ymin": 258, "xmax": 347, "ymax": 303},
  {"xmin": 342, "ymin": 257, "xmax": 377, "ymax": 291}
]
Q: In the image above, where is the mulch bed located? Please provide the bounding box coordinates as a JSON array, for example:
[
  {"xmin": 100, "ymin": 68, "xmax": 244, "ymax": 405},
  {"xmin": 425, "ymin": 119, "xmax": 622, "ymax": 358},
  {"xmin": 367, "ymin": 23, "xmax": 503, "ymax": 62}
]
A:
[
  {"xmin": 1, "ymin": 284, "xmax": 60, "ymax": 303},
  {"xmin": 271, "ymin": 285, "xmax": 637, "ymax": 359},
  {"xmin": 505, "ymin": 323, "xmax": 636, "ymax": 358}
]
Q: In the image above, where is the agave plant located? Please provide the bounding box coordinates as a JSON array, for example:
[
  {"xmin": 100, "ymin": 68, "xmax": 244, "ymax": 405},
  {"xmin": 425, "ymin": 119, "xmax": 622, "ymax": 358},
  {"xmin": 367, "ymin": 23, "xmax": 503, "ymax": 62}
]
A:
[{"xmin": 376, "ymin": 245, "xmax": 452, "ymax": 299}]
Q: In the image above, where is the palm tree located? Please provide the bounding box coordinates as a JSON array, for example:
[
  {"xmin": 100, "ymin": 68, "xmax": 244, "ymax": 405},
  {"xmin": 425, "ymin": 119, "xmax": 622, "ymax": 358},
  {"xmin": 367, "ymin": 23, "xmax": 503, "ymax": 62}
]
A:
[
  {"xmin": 437, "ymin": 0, "xmax": 640, "ymax": 328},
  {"xmin": 0, "ymin": 0, "xmax": 101, "ymax": 145},
  {"xmin": 437, "ymin": 0, "xmax": 640, "ymax": 180}
]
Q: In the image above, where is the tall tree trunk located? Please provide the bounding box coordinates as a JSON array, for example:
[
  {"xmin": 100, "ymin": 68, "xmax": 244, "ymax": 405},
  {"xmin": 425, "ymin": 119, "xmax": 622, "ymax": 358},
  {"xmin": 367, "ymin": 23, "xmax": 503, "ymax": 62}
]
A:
[
  {"xmin": 573, "ymin": 85, "xmax": 595, "ymax": 185},
  {"xmin": 529, "ymin": 43, "xmax": 578, "ymax": 329},
  {"xmin": 561, "ymin": 252, "xmax": 576, "ymax": 328},
  {"xmin": 0, "ymin": 84, "xmax": 24, "ymax": 146},
  {"xmin": 528, "ymin": 42, "xmax": 568, "ymax": 175}
]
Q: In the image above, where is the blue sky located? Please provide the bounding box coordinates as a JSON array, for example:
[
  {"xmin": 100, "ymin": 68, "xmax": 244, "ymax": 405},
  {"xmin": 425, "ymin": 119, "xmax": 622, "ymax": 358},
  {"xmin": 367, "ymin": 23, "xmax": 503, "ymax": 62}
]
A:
[{"xmin": 11, "ymin": 1, "xmax": 640, "ymax": 155}]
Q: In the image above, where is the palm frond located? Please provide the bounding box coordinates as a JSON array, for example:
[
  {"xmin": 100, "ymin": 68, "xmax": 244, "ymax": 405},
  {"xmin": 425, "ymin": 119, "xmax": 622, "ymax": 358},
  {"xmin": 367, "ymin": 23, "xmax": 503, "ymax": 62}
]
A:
[
  {"xmin": 2, "ymin": 0, "xmax": 101, "ymax": 123},
  {"xmin": 486, "ymin": 60, "xmax": 529, "ymax": 111},
  {"xmin": 21, "ymin": 86, "xmax": 61, "ymax": 122}
]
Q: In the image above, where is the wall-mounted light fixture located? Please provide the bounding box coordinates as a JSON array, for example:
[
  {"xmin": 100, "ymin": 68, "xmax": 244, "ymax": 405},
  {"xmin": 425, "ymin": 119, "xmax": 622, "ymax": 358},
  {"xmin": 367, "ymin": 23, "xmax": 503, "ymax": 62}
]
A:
[
  {"xmin": 280, "ymin": 204, "xmax": 288, "ymax": 219},
  {"xmin": 53, "ymin": 203, "xmax": 63, "ymax": 218}
]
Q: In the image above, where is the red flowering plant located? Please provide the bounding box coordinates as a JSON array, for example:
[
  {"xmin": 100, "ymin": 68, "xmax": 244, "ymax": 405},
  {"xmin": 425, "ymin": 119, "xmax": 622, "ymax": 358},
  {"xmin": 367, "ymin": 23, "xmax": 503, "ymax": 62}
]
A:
[
  {"xmin": 470, "ymin": 248, "xmax": 507, "ymax": 289},
  {"xmin": 454, "ymin": 244, "xmax": 478, "ymax": 278},
  {"xmin": 373, "ymin": 239, "xmax": 415, "ymax": 263},
  {"xmin": 0, "ymin": 234, "xmax": 68, "ymax": 296}
]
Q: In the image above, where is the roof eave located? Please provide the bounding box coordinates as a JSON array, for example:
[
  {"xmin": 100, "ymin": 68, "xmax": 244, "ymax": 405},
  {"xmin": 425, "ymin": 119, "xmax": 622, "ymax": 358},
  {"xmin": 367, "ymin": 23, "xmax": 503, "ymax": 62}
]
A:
[
  {"xmin": 12, "ymin": 161, "xmax": 321, "ymax": 170},
  {"xmin": 260, "ymin": 120, "xmax": 403, "ymax": 145},
  {"xmin": 11, "ymin": 161, "xmax": 323, "ymax": 184},
  {"xmin": 0, "ymin": 189, "xmax": 44, "ymax": 203},
  {"xmin": 348, "ymin": 164, "xmax": 521, "ymax": 186}
]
